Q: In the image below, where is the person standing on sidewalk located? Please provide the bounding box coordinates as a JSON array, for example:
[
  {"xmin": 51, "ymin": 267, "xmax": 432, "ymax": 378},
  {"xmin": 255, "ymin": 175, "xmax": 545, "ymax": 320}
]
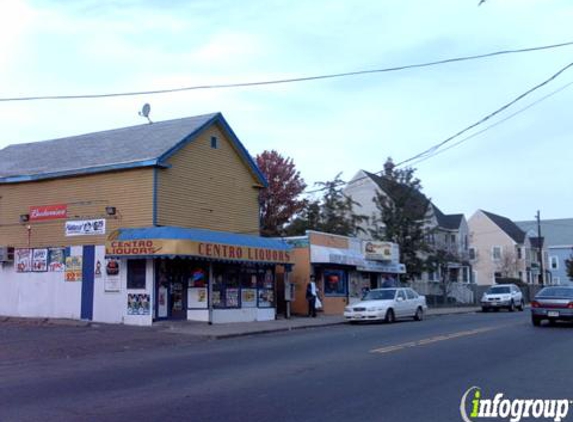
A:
[{"xmin": 306, "ymin": 275, "xmax": 318, "ymax": 317}]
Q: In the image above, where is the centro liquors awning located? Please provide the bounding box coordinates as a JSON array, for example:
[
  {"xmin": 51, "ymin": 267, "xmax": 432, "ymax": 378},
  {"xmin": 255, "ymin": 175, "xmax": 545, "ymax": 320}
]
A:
[{"xmin": 105, "ymin": 227, "xmax": 293, "ymax": 264}]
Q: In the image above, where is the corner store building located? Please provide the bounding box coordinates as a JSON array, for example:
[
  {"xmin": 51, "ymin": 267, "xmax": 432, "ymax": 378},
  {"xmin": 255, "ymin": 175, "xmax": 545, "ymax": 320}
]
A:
[{"xmin": 0, "ymin": 113, "xmax": 291, "ymax": 325}]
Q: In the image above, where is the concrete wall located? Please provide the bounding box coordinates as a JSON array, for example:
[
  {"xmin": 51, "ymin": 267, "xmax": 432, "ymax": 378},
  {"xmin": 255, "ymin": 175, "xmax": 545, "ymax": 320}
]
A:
[{"xmin": 0, "ymin": 245, "xmax": 154, "ymax": 326}]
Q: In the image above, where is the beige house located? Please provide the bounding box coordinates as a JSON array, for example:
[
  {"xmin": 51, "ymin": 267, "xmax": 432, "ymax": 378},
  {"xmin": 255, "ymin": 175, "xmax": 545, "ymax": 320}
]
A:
[{"xmin": 468, "ymin": 210, "xmax": 545, "ymax": 285}]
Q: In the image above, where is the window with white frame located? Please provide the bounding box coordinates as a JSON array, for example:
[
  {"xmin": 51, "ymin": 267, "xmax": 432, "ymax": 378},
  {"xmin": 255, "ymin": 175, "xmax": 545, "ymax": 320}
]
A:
[
  {"xmin": 468, "ymin": 247, "xmax": 476, "ymax": 261},
  {"xmin": 553, "ymin": 276, "xmax": 560, "ymax": 285},
  {"xmin": 517, "ymin": 247, "xmax": 522, "ymax": 260},
  {"xmin": 550, "ymin": 256, "xmax": 559, "ymax": 270},
  {"xmin": 492, "ymin": 246, "xmax": 502, "ymax": 261},
  {"xmin": 461, "ymin": 267, "xmax": 469, "ymax": 283}
]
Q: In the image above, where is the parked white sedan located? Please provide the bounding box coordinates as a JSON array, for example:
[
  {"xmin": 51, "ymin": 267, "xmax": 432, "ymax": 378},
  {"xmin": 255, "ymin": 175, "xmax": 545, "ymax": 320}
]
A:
[{"xmin": 344, "ymin": 288, "xmax": 427, "ymax": 323}]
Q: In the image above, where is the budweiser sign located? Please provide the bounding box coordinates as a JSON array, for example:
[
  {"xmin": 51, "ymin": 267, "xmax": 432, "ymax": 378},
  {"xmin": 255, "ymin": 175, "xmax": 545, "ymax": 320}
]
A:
[{"xmin": 29, "ymin": 204, "xmax": 68, "ymax": 222}]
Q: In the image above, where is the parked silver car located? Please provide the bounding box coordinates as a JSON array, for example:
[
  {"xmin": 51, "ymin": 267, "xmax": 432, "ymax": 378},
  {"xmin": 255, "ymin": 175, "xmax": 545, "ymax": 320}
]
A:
[
  {"xmin": 481, "ymin": 284, "xmax": 524, "ymax": 312},
  {"xmin": 344, "ymin": 287, "xmax": 427, "ymax": 323},
  {"xmin": 531, "ymin": 286, "xmax": 573, "ymax": 326}
]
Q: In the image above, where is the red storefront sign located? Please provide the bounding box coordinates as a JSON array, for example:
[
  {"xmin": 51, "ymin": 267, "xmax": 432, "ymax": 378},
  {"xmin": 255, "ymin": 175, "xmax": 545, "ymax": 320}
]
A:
[{"xmin": 29, "ymin": 204, "xmax": 68, "ymax": 222}]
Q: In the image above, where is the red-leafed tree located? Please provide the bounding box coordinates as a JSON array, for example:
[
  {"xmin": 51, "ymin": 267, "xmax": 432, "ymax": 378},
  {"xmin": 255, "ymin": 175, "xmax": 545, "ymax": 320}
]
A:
[{"xmin": 256, "ymin": 150, "xmax": 307, "ymax": 237}]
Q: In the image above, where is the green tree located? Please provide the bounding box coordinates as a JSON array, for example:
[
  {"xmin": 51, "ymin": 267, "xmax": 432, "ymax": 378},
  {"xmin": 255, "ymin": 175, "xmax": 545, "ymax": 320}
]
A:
[
  {"xmin": 369, "ymin": 158, "xmax": 429, "ymax": 281},
  {"xmin": 285, "ymin": 174, "xmax": 367, "ymax": 237}
]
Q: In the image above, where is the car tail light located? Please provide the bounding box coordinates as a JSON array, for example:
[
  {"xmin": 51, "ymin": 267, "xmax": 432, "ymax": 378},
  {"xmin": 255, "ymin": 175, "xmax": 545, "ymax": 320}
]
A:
[
  {"xmin": 567, "ymin": 302, "xmax": 573, "ymax": 309},
  {"xmin": 531, "ymin": 301, "xmax": 540, "ymax": 308}
]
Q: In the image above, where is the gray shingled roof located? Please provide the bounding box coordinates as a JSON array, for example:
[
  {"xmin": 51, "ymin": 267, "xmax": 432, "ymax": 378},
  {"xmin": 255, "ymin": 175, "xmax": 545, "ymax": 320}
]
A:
[
  {"xmin": 0, "ymin": 113, "xmax": 223, "ymax": 182},
  {"xmin": 363, "ymin": 171, "xmax": 464, "ymax": 230},
  {"xmin": 482, "ymin": 210, "xmax": 526, "ymax": 244},
  {"xmin": 517, "ymin": 219, "xmax": 573, "ymax": 247},
  {"xmin": 432, "ymin": 205, "xmax": 464, "ymax": 230}
]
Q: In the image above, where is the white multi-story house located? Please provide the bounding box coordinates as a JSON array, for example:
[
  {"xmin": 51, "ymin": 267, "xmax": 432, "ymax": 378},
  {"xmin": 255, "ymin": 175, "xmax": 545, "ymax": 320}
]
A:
[
  {"xmin": 344, "ymin": 170, "xmax": 470, "ymax": 283},
  {"xmin": 468, "ymin": 210, "xmax": 546, "ymax": 285}
]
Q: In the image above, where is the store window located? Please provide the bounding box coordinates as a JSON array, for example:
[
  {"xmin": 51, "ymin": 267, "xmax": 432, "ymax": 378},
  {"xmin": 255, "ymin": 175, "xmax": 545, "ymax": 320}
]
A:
[
  {"xmin": 323, "ymin": 269, "xmax": 346, "ymax": 296},
  {"xmin": 187, "ymin": 265, "xmax": 209, "ymax": 309},
  {"xmin": 257, "ymin": 267, "xmax": 275, "ymax": 308},
  {"xmin": 127, "ymin": 259, "xmax": 146, "ymax": 289},
  {"xmin": 210, "ymin": 264, "xmax": 275, "ymax": 309}
]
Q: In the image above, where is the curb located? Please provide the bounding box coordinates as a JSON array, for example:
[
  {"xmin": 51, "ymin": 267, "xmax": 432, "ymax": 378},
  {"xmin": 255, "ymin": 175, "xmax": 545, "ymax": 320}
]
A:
[{"xmin": 210, "ymin": 320, "xmax": 346, "ymax": 340}]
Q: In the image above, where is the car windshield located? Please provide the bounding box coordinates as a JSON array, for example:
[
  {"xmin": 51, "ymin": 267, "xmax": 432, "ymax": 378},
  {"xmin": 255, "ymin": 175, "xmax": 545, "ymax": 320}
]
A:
[
  {"xmin": 537, "ymin": 288, "xmax": 573, "ymax": 298},
  {"xmin": 363, "ymin": 289, "xmax": 396, "ymax": 301},
  {"xmin": 487, "ymin": 286, "xmax": 510, "ymax": 294}
]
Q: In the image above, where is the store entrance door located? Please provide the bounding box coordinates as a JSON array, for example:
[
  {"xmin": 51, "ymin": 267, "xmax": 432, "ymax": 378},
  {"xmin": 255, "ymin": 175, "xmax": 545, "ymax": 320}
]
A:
[
  {"xmin": 155, "ymin": 259, "xmax": 187, "ymax": 321},
  {"xmin": 169, "ymin": 279, "xmax": 186, "ymax": 320}
]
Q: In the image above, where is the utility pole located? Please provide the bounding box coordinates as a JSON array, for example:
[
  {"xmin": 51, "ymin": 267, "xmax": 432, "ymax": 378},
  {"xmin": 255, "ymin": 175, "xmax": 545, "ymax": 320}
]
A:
[{"xmin": 536, "ymin": 210, "xmax": 544, "ymax": 285}]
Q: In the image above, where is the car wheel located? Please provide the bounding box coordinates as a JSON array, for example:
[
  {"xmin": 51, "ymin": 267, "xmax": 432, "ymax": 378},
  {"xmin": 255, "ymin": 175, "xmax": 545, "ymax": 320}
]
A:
[
  {"xmin": 518, "ymin": 300, "xmax": 525, "ymax": 311},
  {"xmin": 385, "ymin": 309, "xmax": 395, "ymax": 324},
  {"xmin": 531, "ymin": 315, "xmax": 542, "ymax": 326},
  {"xmin": 508, "ymin": 301, "xmax": 515, "ymax": 312},
  {"xmin": 414, "ymin": 307, "xmax": 424, "ymax": 321}
]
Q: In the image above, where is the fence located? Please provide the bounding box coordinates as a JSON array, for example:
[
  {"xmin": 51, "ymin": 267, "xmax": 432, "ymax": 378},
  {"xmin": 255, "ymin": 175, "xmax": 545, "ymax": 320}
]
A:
[{"xmin": 409, "ymin": 281, "xmax": 545, "ymax": 307}]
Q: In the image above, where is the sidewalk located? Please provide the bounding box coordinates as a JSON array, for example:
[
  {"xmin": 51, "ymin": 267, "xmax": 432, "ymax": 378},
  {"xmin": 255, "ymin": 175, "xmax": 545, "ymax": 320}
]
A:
[
  {"xmin": 152, "ymin": 306, "xmax": 481, "ymax": 339},
  {"xmin": 1, "ymin": 306, "xmax": 480, "ymax": 340}
]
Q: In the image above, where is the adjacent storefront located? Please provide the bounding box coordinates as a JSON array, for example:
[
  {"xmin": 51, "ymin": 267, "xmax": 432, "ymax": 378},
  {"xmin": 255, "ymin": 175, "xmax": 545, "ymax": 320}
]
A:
[{"xmin": 284, "ymin": 231, "xmax": 405, "ymax": 316}]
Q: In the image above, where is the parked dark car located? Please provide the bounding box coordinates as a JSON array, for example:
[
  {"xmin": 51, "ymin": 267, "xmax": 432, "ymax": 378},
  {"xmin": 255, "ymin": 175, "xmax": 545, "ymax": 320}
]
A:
[{"xmin": 531, "ymin": 286, "xmax": 573, "ymax": 326}]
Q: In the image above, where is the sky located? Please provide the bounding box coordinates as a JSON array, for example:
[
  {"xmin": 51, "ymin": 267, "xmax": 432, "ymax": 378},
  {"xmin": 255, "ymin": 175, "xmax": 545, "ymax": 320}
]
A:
[{"xmin": 1, "ymin": 0, "xmax": 572, "ymax": 222}]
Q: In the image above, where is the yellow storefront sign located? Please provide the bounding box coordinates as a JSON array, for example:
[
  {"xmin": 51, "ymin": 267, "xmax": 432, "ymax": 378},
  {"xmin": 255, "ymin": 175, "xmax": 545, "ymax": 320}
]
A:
[{"xmin": 105, "ymin": 239, "xmax": 292, "ymax": 264}]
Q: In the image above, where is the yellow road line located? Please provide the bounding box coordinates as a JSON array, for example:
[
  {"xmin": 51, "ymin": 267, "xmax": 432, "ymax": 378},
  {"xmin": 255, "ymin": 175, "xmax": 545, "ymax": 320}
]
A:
[{"xmin": 370, "ymin": 326, "xmax": 498, "ymax": 354}]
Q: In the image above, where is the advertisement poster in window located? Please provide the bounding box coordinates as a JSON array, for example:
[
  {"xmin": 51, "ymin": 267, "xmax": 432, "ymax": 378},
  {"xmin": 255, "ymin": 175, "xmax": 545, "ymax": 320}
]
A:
[
  {"xmin": 65, "ymin": 256, "xmax": 83, "ymax": 282},
  {"xmin": 104, "ymin": 258, "xmax": 120, "ymax": 292},
  {"xmin": 212, "ymin": 290, "xmax": 223, "ymax": 308},
  {"xmin": 188, "ymin": 267, "xmax": 207, "ymax": 287},
  {"xmin": 157, "ymin": 285, "xmax": 168, "ymax": 318},
  {"xmin": 226, "ymin": 288, "xmax": 240, "ymax": 308},
  {"xmin": 258, "ymin": 289, "xmax": 274, "ymax": 308},
  {"xmin": 127, "ymin": 293, "xmax": 150, "ymax": 315},
  {"xmin": 241, "ymin": 288, "xmax": 257, "ymax": 308},
  {"xmin": 324, "ymin": 269, "xmax": 346, "ymax": 296},
  {"xmin": 32, "ymin": 248, "xmax": 48, "ymax": 272},
  {"xmin": 15, "ymin": 249, "xmax": 32, "ymax": 273},
  {"xmin": 48, "ymin": 248, "xmax": 66, "ymax": 272},
  {"xmin": 188, "ymin": 288, "xmax": 208, "ymax": 309}
]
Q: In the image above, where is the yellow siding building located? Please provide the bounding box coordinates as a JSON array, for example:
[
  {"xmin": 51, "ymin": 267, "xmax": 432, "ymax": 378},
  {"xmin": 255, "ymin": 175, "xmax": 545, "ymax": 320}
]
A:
[{"xmin": 0, "ymin": 113, "xmax": 292, "ymax": 325}]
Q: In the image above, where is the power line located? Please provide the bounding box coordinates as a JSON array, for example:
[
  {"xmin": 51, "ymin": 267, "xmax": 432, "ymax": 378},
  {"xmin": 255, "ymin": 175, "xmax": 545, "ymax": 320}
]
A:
[
  {"xmin": 307, "ymin": 60, "xmax": 573, "ymax": 196},
  {"xmin": 407, "ymin": 79, "xmax": 573, "ymax": 167},
  {"xmin": 2, "ymin": 41, "xmax": 573, "ymax": 102},
  {"xmin": 395, "ymin": 60, "xmax": 573, "ymax": 167}
]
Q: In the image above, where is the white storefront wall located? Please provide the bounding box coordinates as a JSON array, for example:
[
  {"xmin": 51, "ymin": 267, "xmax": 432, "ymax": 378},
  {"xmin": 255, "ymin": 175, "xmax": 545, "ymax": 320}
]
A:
[{"xmin": 0, "ymin": 245, "xmax": 154, "ymax": 326}]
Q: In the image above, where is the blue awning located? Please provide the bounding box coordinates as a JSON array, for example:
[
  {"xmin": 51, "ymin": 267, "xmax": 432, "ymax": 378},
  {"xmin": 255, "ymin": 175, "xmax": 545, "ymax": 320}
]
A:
[{"xmin": 106, "ymin": 226, "xmax": 293, "ymax": 264}]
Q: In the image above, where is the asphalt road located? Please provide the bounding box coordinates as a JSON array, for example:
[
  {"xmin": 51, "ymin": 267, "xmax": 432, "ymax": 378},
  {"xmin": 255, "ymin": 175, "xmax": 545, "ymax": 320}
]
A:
[{"xmin": 2, "ymin": 311, "xmax": 573, "ymax": 422}]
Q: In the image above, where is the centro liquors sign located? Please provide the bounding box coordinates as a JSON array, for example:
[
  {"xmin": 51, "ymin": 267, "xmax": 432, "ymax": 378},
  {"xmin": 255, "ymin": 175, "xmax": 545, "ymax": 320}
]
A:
[{"xmin": 105, "ymin": 238, "xmax": 293, "ymax": 264}]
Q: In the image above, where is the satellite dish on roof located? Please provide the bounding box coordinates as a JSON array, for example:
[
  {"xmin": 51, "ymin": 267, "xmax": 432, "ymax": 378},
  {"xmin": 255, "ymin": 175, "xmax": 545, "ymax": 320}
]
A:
[{"xmin": 138, "ymin": 103, "xmax": 152, "ymax": 124}]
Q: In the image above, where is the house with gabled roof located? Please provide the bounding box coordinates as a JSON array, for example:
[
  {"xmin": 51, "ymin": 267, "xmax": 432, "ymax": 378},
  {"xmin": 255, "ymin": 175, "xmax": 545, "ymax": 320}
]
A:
[
  {"xmin": 344, "ymin": 169, "xmax": 470, "ymax": 284},
  {"xmin": 468, "ymin": 210, "xmax": 545, "ymax": 285},
  {"xmin": 517, "ymin": 218, "xmax": 573, "ymax": 285},
  {"xmin": 0, "ymin": 113, "xmax": 292, "ymax": 325}
]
